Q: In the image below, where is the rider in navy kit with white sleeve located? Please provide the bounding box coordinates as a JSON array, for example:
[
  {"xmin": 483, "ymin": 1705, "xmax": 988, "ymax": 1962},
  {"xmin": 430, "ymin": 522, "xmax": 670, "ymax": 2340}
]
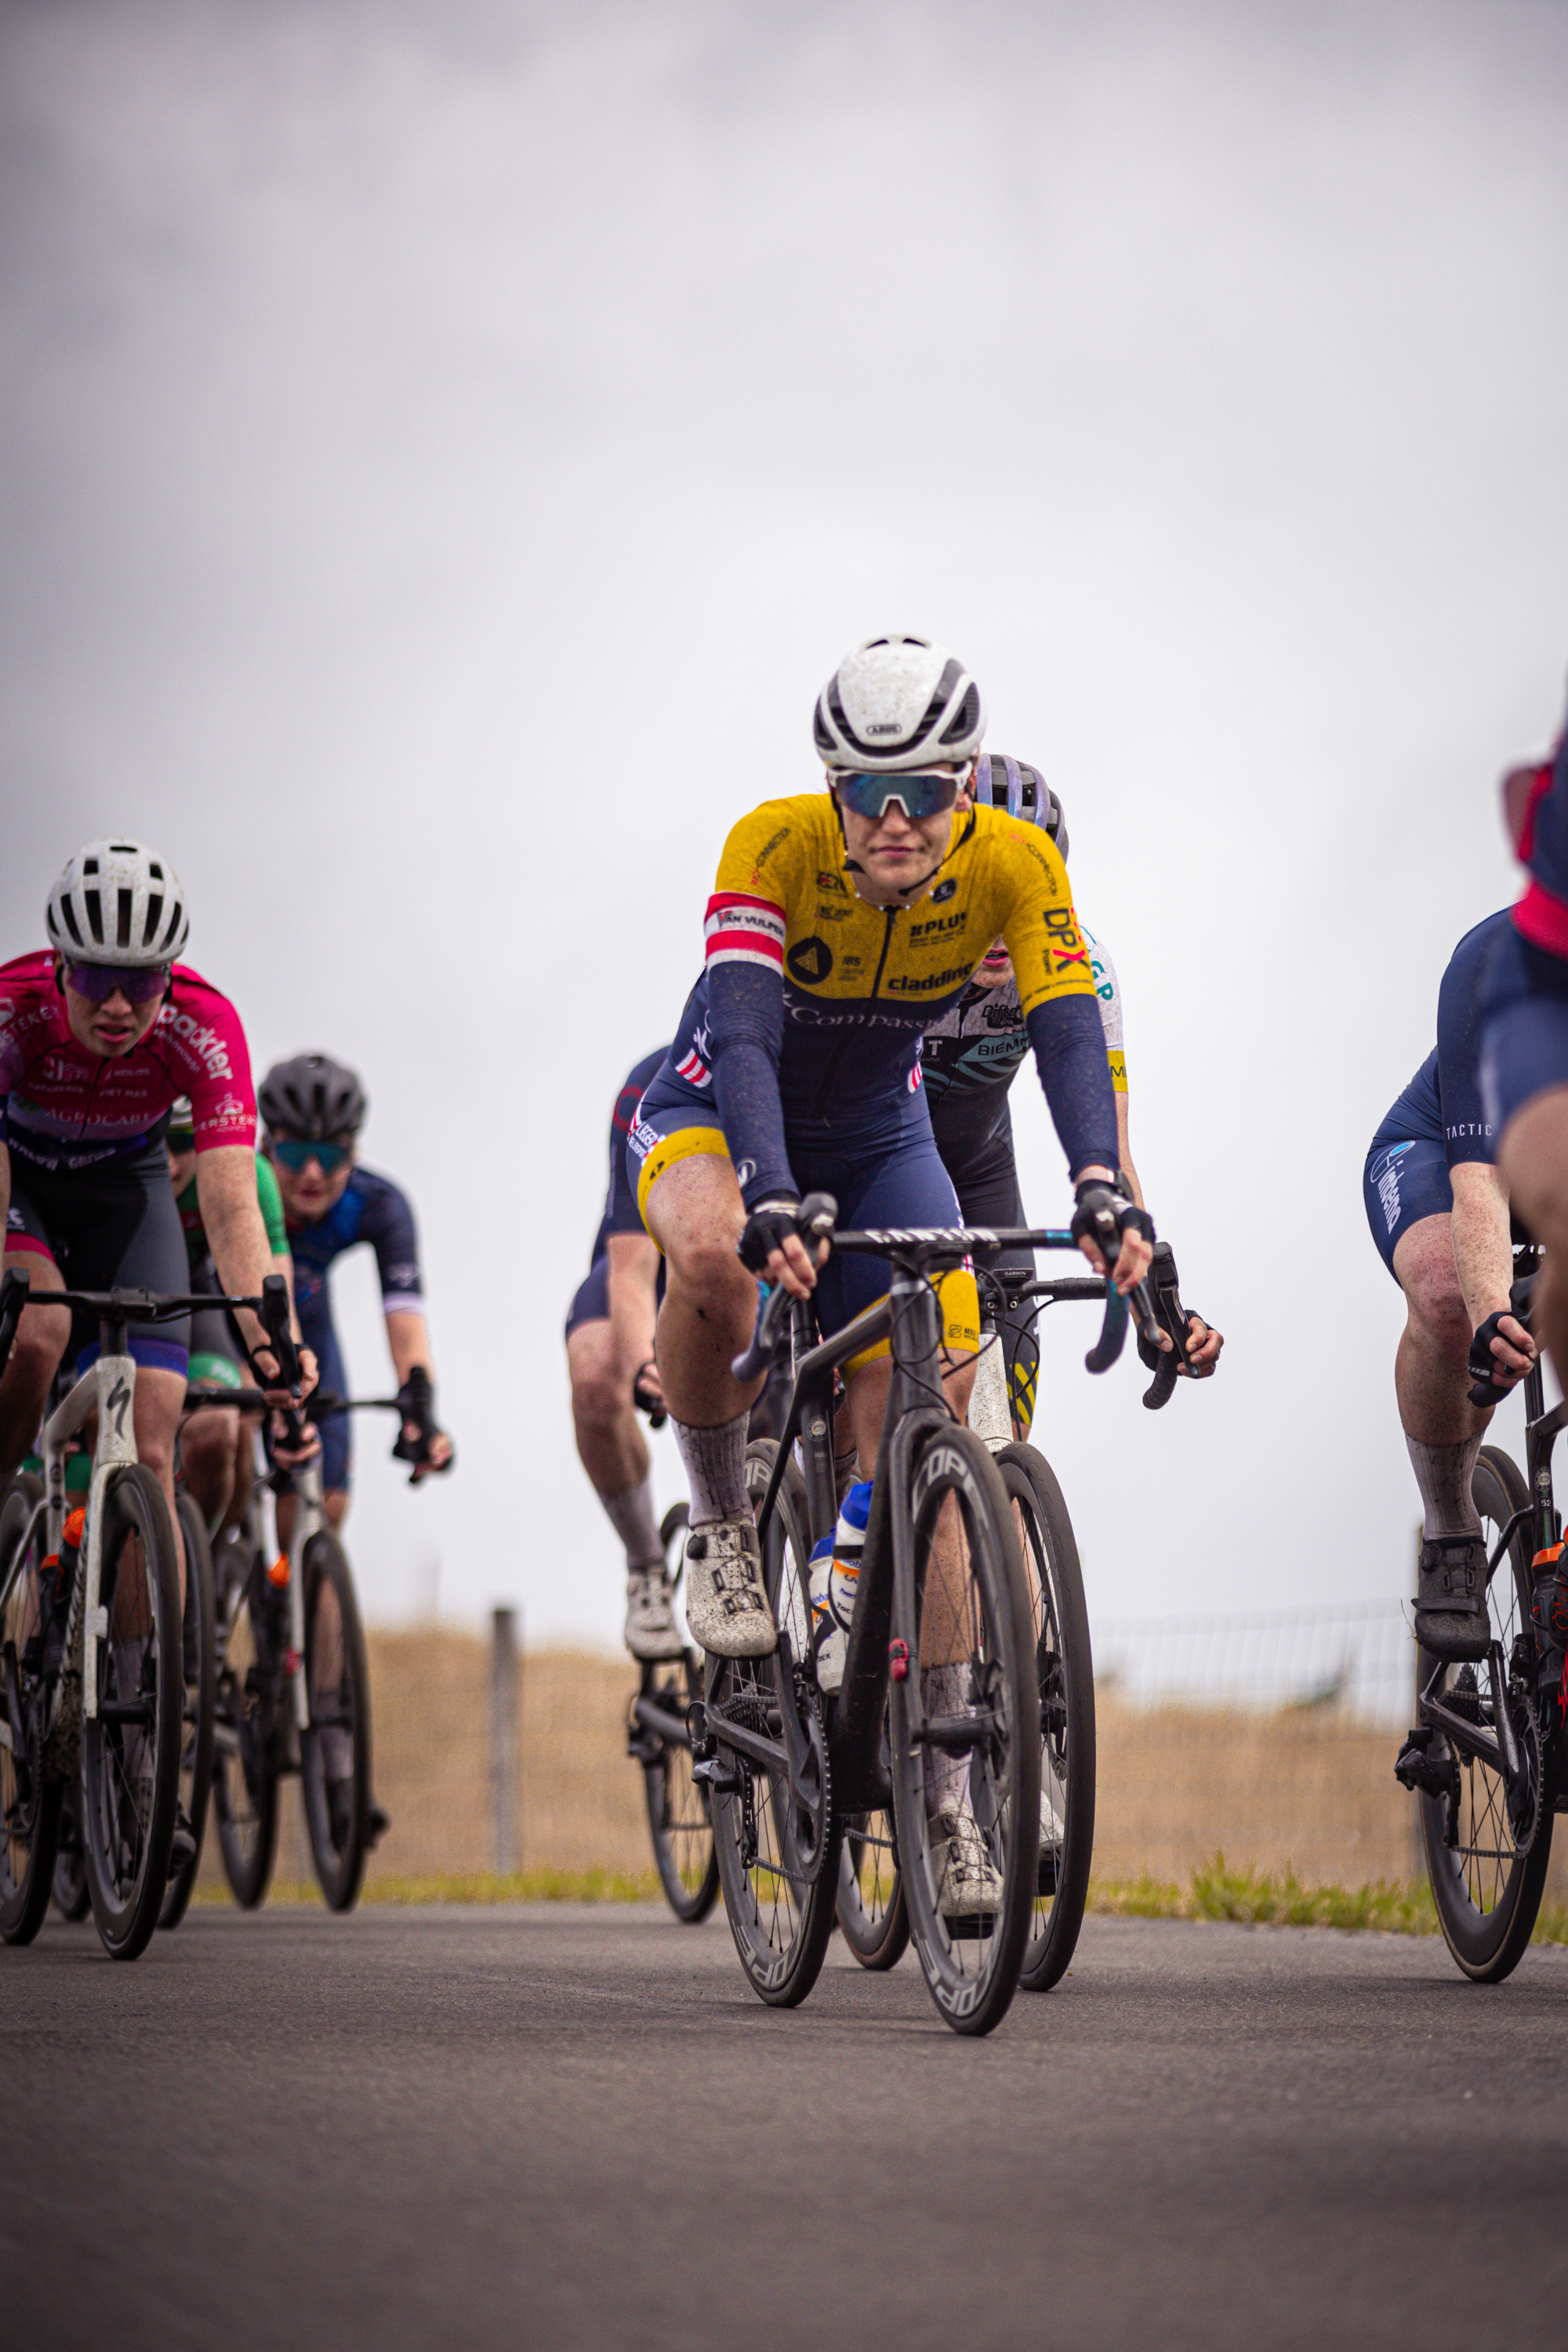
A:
[{"xmin": 260, "ymin": 1054, "xmax": 453, "ymax": 1523}]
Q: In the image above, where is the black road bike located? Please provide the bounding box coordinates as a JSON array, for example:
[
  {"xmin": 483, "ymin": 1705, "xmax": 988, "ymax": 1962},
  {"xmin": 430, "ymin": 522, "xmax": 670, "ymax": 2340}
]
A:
[
  {"xmin": 204, "ymin": 1379, "xmax": 424, "ymax": 1912},
  {"xmin": 837, "ymin": 1256, "xmax": 1190, "ymax": 1993},
  {"xmin": 699, "ymin": 1195, "xmax": 1160, "ymax": 2038},
  {"xmin": 1396, "ymin": 1247, "xmax": 1567, "ymax": 1981}
]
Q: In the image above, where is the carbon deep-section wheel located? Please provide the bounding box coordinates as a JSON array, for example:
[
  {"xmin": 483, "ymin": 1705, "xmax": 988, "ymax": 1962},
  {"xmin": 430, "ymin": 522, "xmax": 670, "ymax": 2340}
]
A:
[
  {"xmin": 709, "ymin": 1443, "xmax": 841, "ymax": 2007},
  {"xmin": 0, "ymin": 1473, "xmax": 64, "ymax": 1945},
  {"xmin": 1420, "ymin": 1445, "xmax": 1554, "ymax": 1984},
  {"xmin": 998, "ymin": 1442, "xmax": 1097, "ymax": 1994},
  {"xmin": 889, "ymin": 1424, "xmax": 1040, "ymax": 2037},
  {"xmin": 212, "ymin": 1534, "xmax": 280, "ymax": 1909},
  {"xmin": 80, "ymin": 1465, "xmax": 183, "ymax": 1960},
  {"xmin": 299, "ymin": 1530, "xmax": 373, "ymax": 1911},
  {"xmin": 159, "ymin": 1492, "xmax": 216, "ymax": 1930},
  {"xmin": 637, "ymin": 1500, "xmax": 718, "ymax": 1924}
]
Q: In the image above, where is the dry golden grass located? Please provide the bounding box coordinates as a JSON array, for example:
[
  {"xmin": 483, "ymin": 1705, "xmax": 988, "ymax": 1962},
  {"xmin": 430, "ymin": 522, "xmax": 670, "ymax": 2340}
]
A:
[{"xmin": 199, "ymin": 1634, "xmax": 1568, "ymax": 1911}]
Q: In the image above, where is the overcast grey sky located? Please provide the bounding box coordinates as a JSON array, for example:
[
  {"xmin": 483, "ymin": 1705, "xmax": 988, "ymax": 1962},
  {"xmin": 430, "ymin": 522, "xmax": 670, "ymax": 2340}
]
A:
[{"xmin": 2, "ymin": 0, "xmax": 1566, "ymax": 1648}]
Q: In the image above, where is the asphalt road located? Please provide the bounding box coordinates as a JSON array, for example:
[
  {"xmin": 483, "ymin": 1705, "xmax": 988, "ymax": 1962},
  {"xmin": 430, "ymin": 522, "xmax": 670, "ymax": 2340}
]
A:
[{"xmin": 5, "ymin": 1900, "xmax": 1567, "ymax": 2352}]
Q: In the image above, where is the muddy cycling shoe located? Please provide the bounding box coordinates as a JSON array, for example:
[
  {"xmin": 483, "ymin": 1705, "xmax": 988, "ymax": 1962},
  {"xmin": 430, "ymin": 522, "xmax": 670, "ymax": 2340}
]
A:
[
  {"xmin": 368, "ymin": 1802, "xmax": 390, "ymax": 1850},
  {"xmin": 623, "ymin": 1562, "xmax": 684, "ymax": 1662},
  {"xmin": 167, "ymin": 1806, "xmax": 198, "ymax": 1881},
  {"xmin": 1414, "ymin": 1536, "xmax": 1490, "ymax": 1662},
  {"xmin": 681, "ymin": 1517, "xmax": 775, "ymax": 1658},
  {"xmin": 927, "ymin": 1804, "xmax": 1003, "ymax": 1919}
]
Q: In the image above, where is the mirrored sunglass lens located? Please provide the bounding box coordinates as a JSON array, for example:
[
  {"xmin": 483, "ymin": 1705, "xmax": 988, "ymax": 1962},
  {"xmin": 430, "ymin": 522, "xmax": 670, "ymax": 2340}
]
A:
[
  {"xmin": 275, "ymin": 1140, "xmax": 347, "ymax": 1171},
  {"xmin": 70, "ymin": 962, "xmax": 167, "ymax": 1002},
  {"xmin": 839, "ymin": 772, "xmax": 957, "ymax": 818}
]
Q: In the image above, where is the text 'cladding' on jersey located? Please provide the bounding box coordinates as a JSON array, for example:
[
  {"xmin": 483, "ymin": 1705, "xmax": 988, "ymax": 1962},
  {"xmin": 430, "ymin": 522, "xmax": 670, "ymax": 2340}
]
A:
[{"xmin": 656, "ymin": 794, "xmax": 1119, "ymax": 1207}]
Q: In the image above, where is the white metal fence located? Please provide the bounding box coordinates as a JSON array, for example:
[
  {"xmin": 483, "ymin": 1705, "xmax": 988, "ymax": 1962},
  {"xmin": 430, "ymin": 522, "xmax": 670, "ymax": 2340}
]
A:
[{"xmin": 1091, "ymin": 1598, "xmax": 1417, "ymax": 1725}]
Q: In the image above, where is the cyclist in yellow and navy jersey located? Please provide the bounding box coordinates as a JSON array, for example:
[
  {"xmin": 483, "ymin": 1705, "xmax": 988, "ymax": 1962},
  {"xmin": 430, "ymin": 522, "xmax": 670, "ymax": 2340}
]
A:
[{"xmin": 630, "ymin": 633, "xmax": 1162, "ymax": 1682}]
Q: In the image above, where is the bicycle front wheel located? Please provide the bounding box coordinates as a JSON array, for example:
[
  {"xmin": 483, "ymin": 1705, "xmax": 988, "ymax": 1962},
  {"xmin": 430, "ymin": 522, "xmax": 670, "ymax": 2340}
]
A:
[
  {"xmin": 709, "ymin": 1443, "xmax": 840, "ymax": 2007},
  {"xmin": 1421, "ymin": 1446, "xmax": 1554, "ymax": 1982},
  {"xmin": 0, "ymin": 1473, "xmax": 63, "ymax": 1945},
  {"xmin": 998, "ymin": 1443, "xmax": 1096, "ymax": 1994},
  {"xmin": 299, "ymin": 1531, "xmax": 373, "ymax": 1911},
  {"xmin": 637, "ymin": 1503, "xmax": 719, "ymax": 1924},
  {"xmin": 889, "ymin": 1425, "xmax": 1040, "ymax": 2036},
  {"xmin": 81, "ymin": 1465, "xmax": 183, "ymax": 1960},
  {"xmin": 212, "ymin": 1534, "xmax": 280, "ymax": 1908},
  {"xmin": 159, "ymin": 1493, "xmax": 216, "ymax": 1930}
]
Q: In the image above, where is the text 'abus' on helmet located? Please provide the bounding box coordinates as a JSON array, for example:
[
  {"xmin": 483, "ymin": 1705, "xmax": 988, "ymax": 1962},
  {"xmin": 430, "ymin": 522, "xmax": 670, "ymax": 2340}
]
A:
[
  {"xmin": 258, "ymin": 1054, "xmax": 368, "ymax": 1142},
  {"xmin": 813, "ymin": 634, "xmax": 986, "ymax": 773},
  {"xmin": 974, "ymin": 753, "xmax": 1068, "ymax": 861},
  {"xmin": 45, "ymin": 840, "xmax": 190, "ymax": 967}
]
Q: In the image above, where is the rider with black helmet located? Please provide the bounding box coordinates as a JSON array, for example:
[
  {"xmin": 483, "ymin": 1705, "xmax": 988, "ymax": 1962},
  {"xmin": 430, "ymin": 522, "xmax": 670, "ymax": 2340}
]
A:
[{"xmin": 259, "ymin": 1054, "xmax": 454, "ymax": 1524}]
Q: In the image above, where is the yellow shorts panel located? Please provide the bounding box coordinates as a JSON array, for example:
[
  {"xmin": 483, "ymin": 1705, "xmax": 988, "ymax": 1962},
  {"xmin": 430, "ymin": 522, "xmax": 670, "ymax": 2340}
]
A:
[
  {"xmin": 635, "ymin": 1123, "xmax": 732, "ymax": 1234},
  {"xmin": 843, "ymin": 1267, "xmax": 981, "ymax": 1378}
]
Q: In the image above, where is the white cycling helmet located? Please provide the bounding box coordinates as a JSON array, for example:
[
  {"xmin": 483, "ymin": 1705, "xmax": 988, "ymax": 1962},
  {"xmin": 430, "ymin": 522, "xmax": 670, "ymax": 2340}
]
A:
[
  {"xmin": 45, "ymin": 839, "xmax": 189, "ymax": 966},
  {"xmin": 813, "ymin": 633, "xmax": 986, "ymax": 773}
]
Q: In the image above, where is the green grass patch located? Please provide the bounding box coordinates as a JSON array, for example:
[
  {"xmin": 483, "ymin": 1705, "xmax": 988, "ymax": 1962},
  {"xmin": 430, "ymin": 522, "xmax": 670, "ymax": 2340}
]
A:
[
  {"xmin": 1090, "ymin": 1853, "xmax": 1568, "ymax": 1942},
  {"xmin": 191, "ymin": 1865, "xmax": 664, "ymax": 1908}
]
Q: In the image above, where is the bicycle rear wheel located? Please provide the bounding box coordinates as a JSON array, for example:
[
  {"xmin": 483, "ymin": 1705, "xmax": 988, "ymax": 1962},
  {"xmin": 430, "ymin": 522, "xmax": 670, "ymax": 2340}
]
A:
[
  {"xmin": 0, "ymin": 1473, "xmax": 63, "ymax": 1945},
  {"xmin": 159, "ymin": 1493, "xmax": 216, "ymax": 1930},
  {"xmin": 300, "ymin": 1530, "xmax": 373, "ymax": 1911},
  {"xmin": 889, "ymin": 1425, "xmax": 1040, "ymax": 2036},
  {"xmin": 1420, "ymin": 1446, "xmax": 1554, "ymax": 1983},
  {"xmin": 637, "ymin": 1502, "xmax": 719, "ymax": 1924},
  {"xmin": 998, "ymin": 1443, "xmax": 1096, "ymax": 1994},
  {"xmin": 81, "ymin": 1465, "xmax": 183, "ymax": 1960},
  {"xmin": 212, "ymin": 1534, "xmax": 280, "ymax": 1908},
  {"xmin": 52, "ymin": 1791, "xmax": 89, "ymax": 1922},
  {"xmin": 709, "ymin": 1443, "xmax": 840, "ymax": 2006}
]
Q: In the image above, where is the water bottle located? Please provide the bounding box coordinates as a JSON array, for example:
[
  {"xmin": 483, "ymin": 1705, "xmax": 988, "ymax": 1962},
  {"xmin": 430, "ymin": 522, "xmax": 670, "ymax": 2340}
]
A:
[{"xmin": 808, "ymin": 1481, "xmax": 871, "ymax": 1693}]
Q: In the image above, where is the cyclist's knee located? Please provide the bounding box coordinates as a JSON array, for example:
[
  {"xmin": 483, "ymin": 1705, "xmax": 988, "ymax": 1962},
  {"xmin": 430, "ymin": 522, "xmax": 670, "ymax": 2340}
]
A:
[
  {"xmin": 666, "ymin": 1230, "xmax": 753, "ymax": 1316},
  {"xmin": 180, "ymin": 1409, "xmax": 234, "ymax": 1485}
]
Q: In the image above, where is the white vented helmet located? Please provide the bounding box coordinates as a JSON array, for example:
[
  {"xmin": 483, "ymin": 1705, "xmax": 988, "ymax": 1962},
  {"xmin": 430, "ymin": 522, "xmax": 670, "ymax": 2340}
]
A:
[
  {"xmin": 45, "ymin": 839, "xmax": 190, "ymax": 967},
  {"xmin": 813, "ymin": 633, "xmax": 986, "ymax": 773}
]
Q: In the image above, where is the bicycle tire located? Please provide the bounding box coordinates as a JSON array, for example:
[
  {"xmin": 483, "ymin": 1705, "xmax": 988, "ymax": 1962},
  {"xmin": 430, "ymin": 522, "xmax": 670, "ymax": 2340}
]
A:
[
  {"xmin": 709, "ymin": 1443, "xmax": 841, "ymax": 2007},
  {"xmin": 159, "ymin": 1494, "xmax": 217, "ymax": 1930},
  {"xmin": 998, "ymin": 1442, "xmax": 1097, "ymax": 1994},
  {"xmin": 81, "ymin": 1464, "xmax": 183, "ymax": 1960},
  {"xmin": 1421, "ymin": 1445, "xmax": 1555, "ymax": 1983},
  {"xmin": 889, "ymin": 1423, "xmax": 1040, "ymax": 2036},
  {"xmin": 0, "ymin": 1473, "xmax": 64, "ymax": 1945},
  {"xmin": 837, "ymin": 1796, "xmax": 908, "ymax": 1970},
  {"xmin": 639, "ymin": 1503, "xmax": 719, "ymax": 1924},
  {"xmin": 299, "ymin": 1530, "xmax": 373, "ymax": 1911},
  {"xmin": 51, "ymin": 1791, "xmax": 90, "ymax": 1922},
  {"xmin": 212, "ymin": 1535, "xmax": 280, "ymax": 1909}
]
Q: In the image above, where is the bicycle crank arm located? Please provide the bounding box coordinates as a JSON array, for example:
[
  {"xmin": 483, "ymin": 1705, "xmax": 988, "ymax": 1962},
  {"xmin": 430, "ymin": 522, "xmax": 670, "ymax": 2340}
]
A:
[
  {"xmin": 630, "ymin": 1693, "xmax": 691, "ymax": 1751},
  {"xmin": 1419, "ymin": 1694, "xmax": 1504, "ymax": 1780},
  {"xmin": 1490, "ymin": 1642, "xmax": 1523, "ymax": 1786},
  {"xmin": 919, "ymin": 1708, "xmax": 1003, "ymax": 1756}
]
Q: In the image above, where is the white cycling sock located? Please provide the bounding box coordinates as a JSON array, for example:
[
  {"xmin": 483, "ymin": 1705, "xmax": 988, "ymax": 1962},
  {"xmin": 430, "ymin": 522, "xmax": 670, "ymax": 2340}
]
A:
[
  {"xmin": 601, "ymin": 1477, "xmax": 662, "ymax": 1570},
  {"xmin": 921, "ymin": 1663, "xmax": 970, "ymax": 1820},
  {"xmin": 1406, "ymin": 1435, "xmax": 1485, "ymax": 1543},
  {"xmin": 671, "ymin": 1411, "xmax": 750, "ymax": 1526}
]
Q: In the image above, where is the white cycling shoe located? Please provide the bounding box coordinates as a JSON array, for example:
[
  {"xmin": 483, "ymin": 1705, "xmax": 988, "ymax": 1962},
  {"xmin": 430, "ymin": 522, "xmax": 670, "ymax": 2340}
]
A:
[
  {"xmin": 927, "ymin": 1803, "xmax": 1004, "ymax": 1919},
  {"xmin": 681, "ymin": 1516, "xmax": 777, "ymax": 1659},
  {"xmin": 623, "ymin": 1563, "xmax": 684, "ymax": 1663}
]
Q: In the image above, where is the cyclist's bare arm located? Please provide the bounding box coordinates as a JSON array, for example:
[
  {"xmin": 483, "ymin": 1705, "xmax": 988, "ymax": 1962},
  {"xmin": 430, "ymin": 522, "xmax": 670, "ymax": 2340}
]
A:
[
  {"xmin": 197, "ymin": 1143, "xmax": 318, "ymax": 1396},
  {"xmin": 1450, "ymin": 1160, "xmax": 1533, "ymax": 1384}
]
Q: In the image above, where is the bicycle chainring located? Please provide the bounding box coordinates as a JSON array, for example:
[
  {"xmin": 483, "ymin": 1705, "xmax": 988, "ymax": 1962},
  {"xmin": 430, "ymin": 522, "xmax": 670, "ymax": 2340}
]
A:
[
  {"xmin": 786, "ymin": 1675, "xmax": 833, "ymax": 1887},
  {"xmin": 1505, "ymin": 1691, "xmax": 1544, "ymax": 1855}
]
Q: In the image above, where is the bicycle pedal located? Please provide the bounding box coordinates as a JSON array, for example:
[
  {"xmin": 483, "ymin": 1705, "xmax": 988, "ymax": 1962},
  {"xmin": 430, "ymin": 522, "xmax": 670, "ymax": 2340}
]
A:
[
  {"xmin": 1393, "ymin": 1726, "xmax": 1458, "ymax": 1802},
  {"xmin": 691, "ymin": 1755, "xmax": 742, "ymax": 1795}
]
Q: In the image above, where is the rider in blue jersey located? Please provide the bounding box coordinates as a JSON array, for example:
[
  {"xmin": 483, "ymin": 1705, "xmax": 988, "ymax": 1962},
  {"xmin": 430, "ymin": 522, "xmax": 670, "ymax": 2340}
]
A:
[
  {"xmin": 564, "ymin": 1047, "xmax": 680, "ymax": 1659},
  {"xmin": 259, "ymin": 1054, "xmax": 453, "ymax": 1528},
  {"xmin": 1366, "ymin": 912, "xmax": 1534, "ymax": 1657}
]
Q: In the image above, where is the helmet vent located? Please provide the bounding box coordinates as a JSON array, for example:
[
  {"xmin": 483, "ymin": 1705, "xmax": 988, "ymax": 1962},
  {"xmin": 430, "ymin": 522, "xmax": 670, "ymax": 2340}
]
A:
[
  {"xmin": 110, "ymin": 843, "xmax": 139, "ymax": 854},
  {"xmin": 83, "ymin": 889, "xmax": 103, "ymax": 942},
  {"xmin": 116, "ymin": 888, "xmax": 134, "ymax": 948},
  {"xmin": 143, "ymin": 895, "xmax": 164, "ymax": 946},
  {"xmin": 83, "ymin": 857, "xmax": 99, "ymax": 876},
  {"xmin": 57, "ymin": 896, "xmax": 83, "ymax": 948},
  {"xmin": 163, "ymin": 902, "xmax": 183, "ymax": 953}
]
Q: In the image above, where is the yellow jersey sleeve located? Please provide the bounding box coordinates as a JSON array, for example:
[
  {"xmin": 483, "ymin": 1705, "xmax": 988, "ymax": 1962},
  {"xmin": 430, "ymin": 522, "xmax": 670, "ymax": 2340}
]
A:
[{"xmin": 989, "ymin": 822, "xmax": 1100, "ymax": 1017}]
